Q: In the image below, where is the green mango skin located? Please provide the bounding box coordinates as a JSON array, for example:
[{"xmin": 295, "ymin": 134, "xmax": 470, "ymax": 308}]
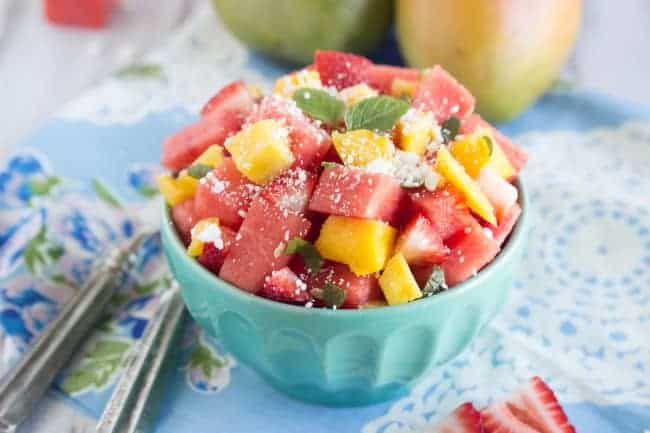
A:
[
  {"xmin": 397, "ymin": 0, "xmax": 582, "ymax": 122},
  {"xmin": 212, "ymin": 0, "xmax": 393, "ymax": 66}
]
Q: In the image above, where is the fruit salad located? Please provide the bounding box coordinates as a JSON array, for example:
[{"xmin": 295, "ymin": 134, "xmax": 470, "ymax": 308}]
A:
[{"xmin": 159, "ymin": 50, "xmax": 528, "ymax": 309}]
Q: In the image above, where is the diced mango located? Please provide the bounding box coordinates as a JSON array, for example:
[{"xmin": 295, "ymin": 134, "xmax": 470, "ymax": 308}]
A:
[
  {"xmin": 379, "ymin": 253, "xmax": 422, "ymax": 305},
  {"xmin": 449, "ymin": 133, "xmax": 492, "ymax": 178},
  {"xmin": 395, "ymin": 109, "xmax": 437, "ymax": 155},
  {"xmin": 157, "ymin": 173, "xmax": 199, "ymax": 206},
  {"xmin": 187, "ymin": 238, "xmax": 204, "ymax": 257},
  {"xmin": 339, "ymin": 83, "xmax": 378, "ymax": 107},
  {"xmin": 315, "ymin": 216, "xmax": 397, "ymax": 276},
  {"xmin": 332, "ymin": 129, "xmax": 395, "ymax": 167},
  {"xmin": 390, "ymin": 78, "xmax": 418, "ymax": 98},
  {"xmin": 435, "ymin": 146, "xmax": 497, "ymax": 225},
  {"xmin": 224, "ymin": 119, "xmax": 294, "ymax": 185},
  {"xmin": 193, "ymin": 145, "xmax": 225, "ymax": 168},
  {"xmin": 187, "ymin": 217, "xmax": 220, "ymax": 257},
  {"xmin": 273, "ymin": 69, "xmax": 322, "ymax": 98}
]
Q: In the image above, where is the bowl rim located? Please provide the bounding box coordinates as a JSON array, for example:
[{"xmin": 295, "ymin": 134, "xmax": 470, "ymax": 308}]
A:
[{"xmin": 161, "ymin": 176, "xmax": 529, "ymax": 318}]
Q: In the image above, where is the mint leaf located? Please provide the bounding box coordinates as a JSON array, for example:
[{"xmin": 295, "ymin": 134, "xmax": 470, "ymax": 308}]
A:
[
  {"xmin": 422, "ymin": 265, "xmax": 448, "ymax": 296},
  {"xmin": 344, "ymin": 95, "xmax": 409, "ymax": 132},
  {"xmin": 441, "ymin": 116, "xmax": 460, "ymax": 144},
  {"xmin": 321, "ymin": 161, "xmax": 339, "ymax": 169},
  {"xmin": 293, "ymin": 88, "xmax": 344, "ymax": 125},
  {"xmin": 187, "ymin": 163, "xmax": 212, "ymax": 179},
  {"xmin": 92, "ymin": 178, "xmax": 123, "ymax": 209},
  {"xmin": 313, "ymin": 283, "xmax": 346, "ymax": 308},
  {"xmin": 116, "ymin": 63, "xmax": 163, "ymax": 79},
  {"xmin": 284, "ymin": 237, "xmax": 323, "ymax": 274}
]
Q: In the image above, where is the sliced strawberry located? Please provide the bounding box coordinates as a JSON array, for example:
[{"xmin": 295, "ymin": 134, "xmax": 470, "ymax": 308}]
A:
[
  {"xmin": 395, "ymin": 214, "xmax": 449, "ymax": 265},
  {"xmin": 314, "ymin": 50, "xmax": 373, "ymax": 90},
  {"xmin": 306, "ymin": 262, "xmax": 382, "ymax": 308},
  {"xmin": 200, "ymin": 80, "xmax": 256, "ymax": 117},
  {"xmin": 197, "ymin": 226, "xmax": 236, "ymax": 274},
  {"xmin": 482, "ymin": 376, "xmax": 576, "ymax": 433},
  {"xmin": 261, "ymin": 267, "xmax": 311, "ymax": 304},
  {"xmin": 491, "ymin": 203, "xmax": 522, "ymax": 247},
  {"xmin": 410, "ymin": 188, "xmax": 475, "ymax": 241},
  {"xmin": 367, "ymin": 64, "xmax": 420, "ymax": 94},
  {"xmin": 431, "ymin": 402, "xmax": 483, "ymax": 433},
  {"xmin": 412, "ymin": 66, "xmax": 475, "ymax": 123}
]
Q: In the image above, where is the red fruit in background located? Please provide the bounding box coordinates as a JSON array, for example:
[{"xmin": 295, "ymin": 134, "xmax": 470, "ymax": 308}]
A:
[
  {"xmin": 431, "ymin": 402, "xmax": 483, "ymax": 433},
  {"xmin": 492, "ymin": 203, "xmax": 522, "ymax": 247},
  {"xmin": 314, "ymin": 50, "xmax": 373, "ymax": 90},
  {"xmin": 44, "ymin": 0, "xmax": 117, "ymax": 28},
  {"xmin": 194, "ymin": 159, "xmax": 260, "ymax": 230},
  {"xmin": 248, "ymin": 96, "xmax": 332, "ymax": 170},
  {"xmin": 197, "ymin": 226, "xmax": 236, "ymax": 274},
  {"xmin": 412, "ymin": 66, "xmax": 475, "ymax": 123},
  {"xmin": 307, "ymin": 262, "xmax": 382, "ymax": 308},
  {"xmin": 482, "ymin": 376, "xmax": 576, "ymax": 433},
  {"xmin": 367, "ymin": 64, "xmax": 420, "ymax": 94},
  {"xmin": 161, "ymin": 110, "xmax": 247, "ymax": 171},
  {"xmin": 410, "ymin": 188, "xmax": 475, "ymax": 241},
  {"xmin": 395, "ymin": 214, "xmax": 449, "ymax": 265},
  {"xmin": 171, "ymin": 198, "xmax": 197, "ymax": 245},
  {"xmin": 261, "ymin": 267, "xmax": 311, "ymax": 304},
  {"xmin": 309, "ymin": 165, "xmax": 405, "ymax": 223},
  {"xmin": 219, "ymin": 195, "xmax": 311, "ymax": 293},
  {"xmin": 200, "ymin": 80, "xmax": 257, "ymax": 117}
]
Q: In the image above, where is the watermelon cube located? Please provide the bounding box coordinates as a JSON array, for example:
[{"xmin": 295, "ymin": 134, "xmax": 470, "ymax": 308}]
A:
[
  {"xmin": 367, "ymin": 64, "xmax": 420, "ymax": 94},
  {"xmin": 170, "ymin": 198, "xmax": 197, "ymax": 245},
  {"xmin": 441, "ymin": 217, "xmax": 500, "ymax": 286},
  {"xmin": 314, "ymin": 50, "xmax": 373, "ymax": 90},
  {"xmin": 492, "ymin": 203, "xmax": 522, "ymax": 247},
  {"xmin": 261, "ymin": 169, "xmax": 317, "ymax": 215},
  {"xmin": 162, "ymin": 109, "xmax": 247, "ymax": 171},
  {"xmin": 309, "ymin": 165, "xmax": 405, "ymax": 223},
  {"xmin": 412, "ymin": 66, "xmax": 475, "ymax": 123},
  {"xmin": 44, "ymin": 0, "xmax": 116, "ymax": 28},
  {"xmin": 194, "ymin": 159, "xmax": 261, "ymax": 230},
  {"xmin": 410, "ymin": 188, "xmax": 475, "ymax": 241},
  {"xmin": 200, "ymin": 80, "xmax": 256, "ymax": 117},
  {"xmin": 395, "ymin": 214, "xmax": 449, "ymax": 265},
  {"xmin": 219, "ymin": 196, "xmax": 311, "ymax": 293},
  {"xmin": 478, "ymin": 167, "xmax": 518, "ymax": 222},
  {"xmin": 307, "ymin": 262, "xmax": 382, "ymax": 308},
  {"xmin": 261, "ymin": 267, "xmax": 311, "ymax": 304},
  {"xmin": 248, "ymin": 96, "xmax": 332, "ymax": 170}
]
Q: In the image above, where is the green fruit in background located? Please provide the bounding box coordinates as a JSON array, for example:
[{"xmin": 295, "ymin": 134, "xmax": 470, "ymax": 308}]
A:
[
  {"xmin": 396, "ymin": 0, "xmax": 582, "ymax": 122},
  {"xmin": 212, "ymin": 0, "xmax": 393, "ymax": 65}
]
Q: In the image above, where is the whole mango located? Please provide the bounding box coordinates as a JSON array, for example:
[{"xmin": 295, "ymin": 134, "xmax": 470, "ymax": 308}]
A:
[
  {"xmin": 213, "ymin": 0, "xmax": 393, "ymax": 65},
  {"xmin": 397, "ymin": 0, "xmax": 582, "ymax": 121}
]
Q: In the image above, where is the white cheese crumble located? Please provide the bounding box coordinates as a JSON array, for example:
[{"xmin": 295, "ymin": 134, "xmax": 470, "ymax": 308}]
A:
[
  {"xmin": 191, "ymin": 223, "xmax": 224, "ymax": 249},
  {"xmin": 365, "ymin": 150, "xmax": 440, "ymax": 191}
]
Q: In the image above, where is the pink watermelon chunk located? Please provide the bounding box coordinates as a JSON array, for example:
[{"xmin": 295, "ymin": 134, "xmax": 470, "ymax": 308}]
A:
[
  {"xmin": 200, "ymin": 80, "xmax": 256, "ymax": 117},
  {"xmin": 314, "ymin": 50, "xmax": 373, "ymax": 90},
  {"xmin": 412, "ymin": 66, "xmax": 475, "ymax": 123},
  {"xmin": 261, "ymin": 169, "xmax": 317, "ymax": 215},
  {"xmin": 367, "ymin": 64, "xmax": 420, "ymax": 94},
  {"xmin": 461, "ymin": 114, "xmax": 528, "ymax": 174},
  {"xmin": 171, "ymin": 198, "xmax": 197, "ymax": 245},
  {"xmin": 161, "ymin": 109, "xmax": 247, "ymax": 171},
  {"xmin": 410, "ymin": 188, "xmax": 475, "ymax": 241},
  {"xmin": 219, "ymin": 195, "xmax": 311, "ymax": 293},
  {"xmin": 395, "ymin": 214, "xmax": 449, "ymax": 265},
  {"xmin": 478, "ymin": 167, "xmax": 518, "ymax": 222},
  {"xmin": 309, "ymin": 165, "xmax": 405, "ymax": 223},
  {"xmin": 248, "ymin": 96, "xmax": 332, "ymax": 170},
  {"xmin": 306, "ymin": 262, "xmax": 382, "ymax": 308},
  {"xmin": 194, "ymin": 159, "xmax": 261, "ymax": 230},
  {"xmin": 492, "ymin": 203, "xmax": 522, "ymax": 247},
  {"xmin": 441, "ymin": 217, "xmax": 500, "ymax": 286}
]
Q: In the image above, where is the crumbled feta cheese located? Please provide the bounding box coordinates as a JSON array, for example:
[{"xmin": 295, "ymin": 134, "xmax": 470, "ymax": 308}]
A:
[
  {"xmin": 191, "ymin": 223, "xmax": 224, "ymax": 249},
  {"xmin": 365, "ymin": 149, "xmax": 439, "ymax": 190}
]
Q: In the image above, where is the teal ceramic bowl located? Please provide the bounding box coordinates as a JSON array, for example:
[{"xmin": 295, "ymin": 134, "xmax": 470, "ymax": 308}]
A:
[{"xmin": 161, "ymin": 179, "xmax": 529, "ymax": 406}]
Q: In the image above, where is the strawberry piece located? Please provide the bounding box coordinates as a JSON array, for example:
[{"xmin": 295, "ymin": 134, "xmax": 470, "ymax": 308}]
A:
[
  {"xmin": 200, "ymin": 80, "xmax": 256, "ymax": 117},
  {"xmin": 367, "ymin": 64, "xmax": 420, "ymax": 94},
  {"xmin": 171, "ymin": 198, "xmax": 197, "ymax": 245},
  {"xmin": 395, "ymin": 214, "xmax": 449, "ymax": 265},
  {"xmin": 306, "ymin": 262, "xmax": 381, "ymax": 308},
  {"xmin": 482, "ymin": 376, "xmax": 576, "ymax": 433},
  {"xmin": 431, "ymin": 402, "xmax": 483, "ymax": 433},
  {"xmin": 261, "ymin": 267, "xmax": 311, "ymax": 304},
  {"xmin": 197, "ymin": 226, "xmax": 236, "ymax": 274},
  {"xmin": 410, "ymin": 188, "xmax": 475, "ymax": 241},
  {"xmin": 45, "ymin": 0, "xmax": 116, "ymax": 28},
  {"xmin": 412, "ymin": 66, "xmax": 475, "ymax": 123},
  {"xmin": 314, "ymin": 50, "xmax": 373, "ymax": 90},
  {"xmin": 491, "ymin": 203, "xmax": 522, "ymax": 247}
]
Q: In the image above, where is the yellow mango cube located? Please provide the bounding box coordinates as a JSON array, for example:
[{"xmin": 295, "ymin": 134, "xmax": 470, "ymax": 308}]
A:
[
  {"xmin": 225, "ymin": 119, "xmax": 294, "ymax": 184},
  {"xmin": 157, "ymin": 173, "xmax": 198, "ymax": 206},
  {"xmin": 193, "ymin": 145, "xmax": 224, "ymax": 168},
  {"xmin": 390, "ymin": 78, "xmax": 418, "ymax": 98},
  {"xmin": 187, "ymin": 217, "xmax": 220, "ymax": 257},
  {"xmin": 315, "ymin": 216, "xmax": 397, "ymax": 276},
  {"xmin": 449, "ymin": 134, "xmax": 492, "ymax": 178},
  {"xmin": 273, "ymin": 69, "xmax": 322, "ymax": 98},
  {"xmin": 338, "ymin": 83, "xmax": 378, "ymax": 107},
  {"xmin": 436, "ymin": 146, "xmax": 497, "ymax": 225},
  {"xmin": 379, "ymin": 253, "xmax": 422, "ymax": 305},
  {"xmin": 395, "ymin": 109, "xmax": 437, "ymax": 155},
  {"xmin": 332, "ymin": 129, "xmax": 395, "ymax": 167}
]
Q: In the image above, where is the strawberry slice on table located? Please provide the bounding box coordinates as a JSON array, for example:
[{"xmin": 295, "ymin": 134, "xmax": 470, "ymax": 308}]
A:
[
  {"xmin": 395, "ymin": 214, "xmax": 449, "ymax": 265},
  {"xmin": 430, "ymin": 402, "xmax": 483, "ymax": 433},
  {"xmin": 197, "ymin": 226, "xmax": 237, "ymax": 274},
  {"xmin": 482, "ymin": 376, "xmax": 576, "ymax": 433},
  {"xmin": 200, "ymin": 80, "xmax": 257, "ymax": 117},
  {"xmin": 314, "ymin": 50, "xmax": 373, "ymax": 90},
  {"xmin": 45, "ymin": 0, "xmax": 117, "ymax": 28},
  {"xmin": 367, "ymin": 64, "xmax": 420, "ymax": 94},
  {"xmin": 412, "ymin": 66, "xmax": 476, "ymax": 123},
  {"xmin": 261, "ymin": 267, "xmax": 311, "ymax": 304}
]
